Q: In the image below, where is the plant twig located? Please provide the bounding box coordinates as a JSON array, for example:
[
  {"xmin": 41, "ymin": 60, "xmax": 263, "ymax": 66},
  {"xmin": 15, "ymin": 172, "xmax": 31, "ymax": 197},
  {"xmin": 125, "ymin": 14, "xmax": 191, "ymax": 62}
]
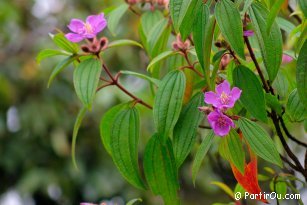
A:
[
  {"xmin": 182, "ymin": 52, "xmax": 204, "ymax": 77},
  {"xmin": 280, "ymin": 155, "xmax": 301, "ymax": 172},
  {"xmin": 244, "ymin": 36, "xmax": 270, "ymax": 93},
  {"xmin": 271, "ymin": 112, "xmax": 307, "ymax": 181},
  {"xmin": 101, "ymin": 64, "xmax": 153, "ymax": 109},
  {"xmin": 228, "ymin": 48, "xmax": 240, "ymax": 65},
  {"xmin": 96, "ymin": 82, "xmax": 113, "ymax": 91},
  {"xmin": 279, "ymin": 117, "xmax": 307, "ymax": 148},
  {"xmin": 199, "ymin": 125, "xmax": 212, "ymax": 129},
  {"xmin": 287, "ymin": 5, "xmax": 302, "ymax": 24},
  {"xmin": 128, "ymin": 6, "xmax": 141, "ymax": 16}
]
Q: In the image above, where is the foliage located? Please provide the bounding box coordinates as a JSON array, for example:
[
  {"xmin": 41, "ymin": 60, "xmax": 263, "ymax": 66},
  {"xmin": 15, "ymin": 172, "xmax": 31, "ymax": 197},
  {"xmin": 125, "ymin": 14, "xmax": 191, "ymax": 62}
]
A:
[{"xmin": 2, "ymin": 0, "xmax": 306, "ymax": 204}]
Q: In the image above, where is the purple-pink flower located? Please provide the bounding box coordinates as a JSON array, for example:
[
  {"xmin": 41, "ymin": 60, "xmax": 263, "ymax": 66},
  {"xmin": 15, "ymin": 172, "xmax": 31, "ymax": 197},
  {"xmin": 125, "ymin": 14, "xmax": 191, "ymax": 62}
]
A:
[
  {"xmin": 201, "ymin": 80, "xmax": 242, "ymax": 136},
  {"xmin": 282, "ymin": 54, "xmax": 293, "ymax": 64},
  {"xmin": 204, "ymin": 81, "xmax": 242, "ymax": 110},
  {"xmin": 65, "ymin": 13, "xmax": 107, "ymax": 43},
  {"xmin": 207, "ymin": 110, "xmax": 235, "ymax": 136},
  {"xmin": 243, "ymin": 30, "xmax": 254, "ymax": 37}
]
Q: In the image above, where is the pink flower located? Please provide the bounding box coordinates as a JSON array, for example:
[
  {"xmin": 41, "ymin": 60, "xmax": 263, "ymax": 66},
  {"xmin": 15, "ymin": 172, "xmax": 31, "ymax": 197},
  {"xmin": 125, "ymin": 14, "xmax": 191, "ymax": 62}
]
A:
[
  {"xmin": 207, "ymin": 110, "xmax": 235, "ymax": 136},
  {"xmin": 282, "ymin": 54, "xmax": 293, "ymax": 64},
  {"xmin": 65, "ymin": 13, "xmax": 107, "ymax": 43},
  {"xmin": 243, "ymin": 30, "xmax": 254, "ymax": 37},
  {"xmin": 204, "ymin": 81, "xmax": 242, "ymax": 110}
]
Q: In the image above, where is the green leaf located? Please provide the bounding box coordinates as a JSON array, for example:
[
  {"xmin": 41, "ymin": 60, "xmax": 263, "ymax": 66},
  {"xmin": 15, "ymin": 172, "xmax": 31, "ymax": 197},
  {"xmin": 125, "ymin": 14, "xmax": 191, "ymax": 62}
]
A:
[
  {"xmin": 72, "ymin": 106, "xmax": 87, "ymax": 169},
  {"xmin": 265, "ymin": 93, "xmax": 282, "ymax": 115},
  {"xmin": 211, "ymin": 181, "xmax": 235, "ymax": 200},
  {"xmin": 110, "ymin": 106, "xmax": 146, "ymax": 190},
  {"xmin": 53, "ymin": 33, "xmax": 79, "ymax": 54},
  {"xmin": 153, "ymin": 70, "xmax": 186, "ymax": 143},
  {"xmin": 147, "ymin": 18, "xmax": 170, "ymax": 58},
  {"xmin": 218, "ymin": 135, "xmax": 231, "ymax": 161},
  {"xmin": 270, "ymin": 178, "xmax": 287, "ymax": 199},
  {"xmin": 73, "ymin": 58, "xmax": 102, "ymax": 109},
  {"xmin": 179, "ymin": 0, "xmax": 202, "ymax": 41},
  {"xmin": 169, "ymin": 0, "xmax": 191, "ymax": 32},
  {"xmin": 47, "ymin": 56, "xmax": 76, "ymax": 88},
  {"xmin": 242, "ymin": 0, "xmax": 254, "ymax": 15},
  {"xmin": 192, "ymin": 4, "xmax": 210, "ymax": 71},
  {"xmin": 233, "ymin": 65, "xmax": 268, "ymax": 122},
  {"xmin": 100, "ymin": 103, "xmax": 128, "ymax": 155},
  {"xmin": 295, "ymin": 23, "xmax": 307, "ymax": 54},
  {"xmin": 173, "ymin": 93, "xmax": 204, "ymax": 168},
  {"xmin": 108, "ymin": 39, "xmax": 143, "ymax": 49},
  {"xmin": 298, "ymin": 0, "xmax": 307, "ymax": 18},
  {"xmin": 276, "ymin": 17, "xmax": 295, "ymax": 34},
  {"xmin": 215, "ymin": 0, "xmax": 245, "ymax": 59},
  {"xmin": 296, "ymin": 40, "xmax": 307, "ymax": 109},
  {"xmin": 143, "ymin": 134, "xmax": 179, "ymax": 205},
  {"xmin": 139, "ymin": 11, "xmax": 168, "ymax": 77},
  {"xmin": 272, "ymin": 71, "xmax": 289, "ymax": 98},
  {"xmin": 147, "ymin": 51, "xmax": 179, "ymax": 73},
  {"xmin": 225, "ymin": 130, "xmax": 245, "ymax": 174},
  {"xmin": 210, "ymin": 54, "xmax": 223, "ymax": 89},
  {"xmin": 212, "ymin": 50, "xmax": 227, "ymax": 64},
  {"xmin": 36, "ymin": 49, "xmax": 69, "ymax": 64},
  {"xmin": 266, "ymin": 0, "xmax": 285, "ymax": 34},
  {"xmin": 192, "ymin": 131, "xmax": 215, "ymax": 184},
  {"xmin": 234, "ymin": 183, "xmax": 245, "ymax": 196},
  {"xmin": 120, "ymin": 70, "xmax": 160, "ymax": 86},
  {"xmin": 126, "ymin": 198, "xmax": 142, "ymax": 205},
  {"xmin": 238, "ymin": 118, "xmax": 282, "ymax": 167},
  {"xmin": 141, "ymin": 11, "xmax": 164, "ymax": 38},
  {"xmin": 286, "ymin": 89, "xmax": 307, "ymax": 122},
  {"xmin": 107, "ymin": 4, "xmax": 129, "ymax": 36},
  {"xmin": 248, "ymin": 2, "xmax": 283, "ymax": 82}
]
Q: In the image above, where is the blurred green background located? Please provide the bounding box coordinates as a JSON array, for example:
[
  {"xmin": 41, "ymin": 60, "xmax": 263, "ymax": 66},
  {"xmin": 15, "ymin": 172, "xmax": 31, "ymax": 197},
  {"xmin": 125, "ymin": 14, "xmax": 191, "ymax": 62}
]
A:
[{"xmin": 0, "ymin": 0, "xmax": 306, "ymax": 205}]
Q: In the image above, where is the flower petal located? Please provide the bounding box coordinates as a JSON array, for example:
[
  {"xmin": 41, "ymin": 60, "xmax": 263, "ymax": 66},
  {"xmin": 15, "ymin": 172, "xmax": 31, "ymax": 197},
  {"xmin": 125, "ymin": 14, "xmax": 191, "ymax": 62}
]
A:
[
  {"xmin": 216, "ymin": 80, "xmax": 231, "ymax": 94},
  {"xmin": 243, "ymin": 30, "xmax": 254, "ymax": 37},
  {"xmin": 67, "ymin": 19, "xmax": 85, "ymax": 33},
  {"xmin": 224, "ymin": 99, "xmax": 235, "ymax": 109},
  {"xmin": 65, "ymin": 33, "xmax": 84, "ymax": 42},
  {"xmin": 84, "ymin": 33, "xmax": 96, "ymax": 39},
  {"xmin": 204, "ymin": 92, "xmax": 219, "ymax": 105},
  {"xmin": 207, "ymin": 110, "xmax": 219, "ymax": 126},
  {"xmin": 215, "ymin": 124, "xmax": 231, "ymax": 136},
  {"xmin": 282, "ymin": 54, "xmax": 293, "ymax": 64},
  {"xmin": 224, "ymin": 115, "xmax": 235, "ymax": 128},
  {"xmin": 86, "ymin": 13, "xmax": 107, "ymax": 34},
  {"xmin": 230, "ymin": 87, "xmax": 242, "ymax": 101}
]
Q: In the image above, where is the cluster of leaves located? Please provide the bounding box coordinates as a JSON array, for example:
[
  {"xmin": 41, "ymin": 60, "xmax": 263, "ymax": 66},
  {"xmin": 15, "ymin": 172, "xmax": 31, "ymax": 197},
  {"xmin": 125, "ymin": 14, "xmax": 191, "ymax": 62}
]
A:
[{"xmin": 38, "ymin": 0, "xmax": 306, "ymax": 204}]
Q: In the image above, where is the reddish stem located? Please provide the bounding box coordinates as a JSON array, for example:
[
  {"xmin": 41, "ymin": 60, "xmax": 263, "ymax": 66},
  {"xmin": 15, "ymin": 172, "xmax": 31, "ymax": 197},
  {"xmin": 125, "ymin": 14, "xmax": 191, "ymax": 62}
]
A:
[
  {"xmin": 182, "ymin": 52, "xmax": 204, "ymax": 78},
  {"xmin": 101, "ymin": 64, "xmax": 153, "ymax": 110}
]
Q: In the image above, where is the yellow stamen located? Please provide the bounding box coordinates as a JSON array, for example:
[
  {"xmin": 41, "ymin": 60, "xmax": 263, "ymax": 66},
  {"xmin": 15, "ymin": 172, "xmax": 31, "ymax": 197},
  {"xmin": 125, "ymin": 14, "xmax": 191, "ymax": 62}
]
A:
[
  {"xmin": 84, "ymin": 22, "xmax": 93, "ymax": 33},
  {"xmin": 220, "ymin": 91, "xmax": 229, "ymax": 104}
]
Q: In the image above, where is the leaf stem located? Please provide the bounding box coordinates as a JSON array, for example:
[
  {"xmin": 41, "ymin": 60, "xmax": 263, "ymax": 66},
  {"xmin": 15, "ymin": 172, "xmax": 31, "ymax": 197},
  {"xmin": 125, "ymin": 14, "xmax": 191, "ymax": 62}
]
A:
[
  {"xmin": 244, "ymin": 36, "xmax": 270, "ymax": 93},
  {"xmin": 182, "ymin": 52, "xmax": 204, "ymax": 78},
  {"xmin": 101, "ymin": 64, "xmax": 153, "ymax": 110},
  {"xmin": 128, "ymin": 6, "xmax": 141, "ymax": 16},
  {"xmin": 279, "ymin": 116, "xmax": 307, "ymax": 148},
  {"xmin": 199, "ymin": 125, "xmax": 212, "ymax": 129},
  {"xmin": 271, "ymin": 112, "xmax": 307, "ymax": 181}
]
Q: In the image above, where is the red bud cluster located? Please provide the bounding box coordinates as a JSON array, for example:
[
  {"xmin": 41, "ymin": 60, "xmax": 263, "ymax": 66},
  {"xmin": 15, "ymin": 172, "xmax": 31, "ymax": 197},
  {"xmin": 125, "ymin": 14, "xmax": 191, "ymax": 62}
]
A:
[{"xmin": 81, "ymin": 37, "xmax": 108, "ymax": 54}]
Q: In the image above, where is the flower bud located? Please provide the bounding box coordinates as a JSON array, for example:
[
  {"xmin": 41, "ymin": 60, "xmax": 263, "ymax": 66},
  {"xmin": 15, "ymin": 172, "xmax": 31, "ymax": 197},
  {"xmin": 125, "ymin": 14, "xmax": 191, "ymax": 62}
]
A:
[{"xmin": 172, "ymin": 34, "xmax": 191, "ymax": 52}]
